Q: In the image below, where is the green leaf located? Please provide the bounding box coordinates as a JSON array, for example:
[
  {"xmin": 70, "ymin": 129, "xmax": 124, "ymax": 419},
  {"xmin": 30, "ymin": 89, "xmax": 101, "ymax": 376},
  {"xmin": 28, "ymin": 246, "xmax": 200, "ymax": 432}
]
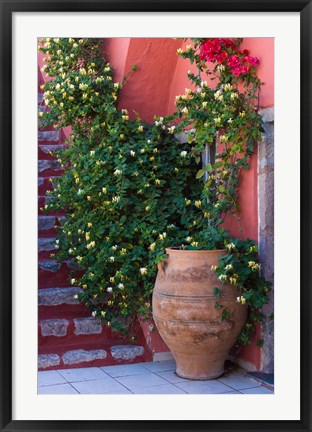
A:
[
  {"xmin": 213, "ymin": 287, "xmax": 222, "ymax": 299},
  {"xmin": 221, "ymin": 308, "xmax": 230, "ymax": 320},
  {"xmin": 196, "ymin": 169, "xmax": 205, "ymax": 179},
  {"xmin": 205, "ymin": 163, "xmax": 213, "ymax": 173},
  {"xmin": 213, "ymin": 161, "xmax": 223, "ymax": 169}
]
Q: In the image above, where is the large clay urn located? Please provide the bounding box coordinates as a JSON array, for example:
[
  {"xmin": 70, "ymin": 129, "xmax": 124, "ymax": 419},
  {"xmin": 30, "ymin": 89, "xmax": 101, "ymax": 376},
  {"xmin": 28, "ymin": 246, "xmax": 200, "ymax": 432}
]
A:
[{"xmin": 152, "ymin": 248, "xmax": 247, "ymax": 380}]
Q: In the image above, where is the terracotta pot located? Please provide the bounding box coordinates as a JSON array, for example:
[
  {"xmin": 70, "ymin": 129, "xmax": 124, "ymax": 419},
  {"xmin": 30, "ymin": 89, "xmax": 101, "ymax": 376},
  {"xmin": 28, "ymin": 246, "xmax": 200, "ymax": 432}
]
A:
[{"xmin": 152, "ymin": 248, "xmax": 247, "ymax": 380}]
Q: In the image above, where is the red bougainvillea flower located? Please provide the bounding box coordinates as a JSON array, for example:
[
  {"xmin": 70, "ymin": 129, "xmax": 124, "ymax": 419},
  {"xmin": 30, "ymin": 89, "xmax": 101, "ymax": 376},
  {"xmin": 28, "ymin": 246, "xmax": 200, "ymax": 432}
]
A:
[
  {"xmin": 227, "ymin": 55, "xmax": 240, "ymax": 68},
  {"xmin": 199, "ymin": 38, "xmax": 259, "ymax": 77}
]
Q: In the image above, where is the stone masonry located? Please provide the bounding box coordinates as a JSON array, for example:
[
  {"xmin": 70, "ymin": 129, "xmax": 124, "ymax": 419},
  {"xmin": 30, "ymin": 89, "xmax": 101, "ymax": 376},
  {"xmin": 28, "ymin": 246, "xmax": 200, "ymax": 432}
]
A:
[{"xmin": 258, "ymin": 107, "xmax": 274, "ymax": 373}]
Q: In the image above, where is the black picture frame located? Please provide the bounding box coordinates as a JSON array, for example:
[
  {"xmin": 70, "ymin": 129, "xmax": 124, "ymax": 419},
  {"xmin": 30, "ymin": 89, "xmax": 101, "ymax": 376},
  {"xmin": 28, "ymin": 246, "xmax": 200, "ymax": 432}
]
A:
[{"xmin": 1, "ymin": 1, "xmax": 311, "ymax": 431}]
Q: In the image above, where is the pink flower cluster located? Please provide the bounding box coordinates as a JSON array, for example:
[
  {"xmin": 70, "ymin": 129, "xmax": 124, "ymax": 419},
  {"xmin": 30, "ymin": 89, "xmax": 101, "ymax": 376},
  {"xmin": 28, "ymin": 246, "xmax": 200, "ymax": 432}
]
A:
[{"xmin": 199, "ymin": 38, "xmax": 259, "ymax": 77}]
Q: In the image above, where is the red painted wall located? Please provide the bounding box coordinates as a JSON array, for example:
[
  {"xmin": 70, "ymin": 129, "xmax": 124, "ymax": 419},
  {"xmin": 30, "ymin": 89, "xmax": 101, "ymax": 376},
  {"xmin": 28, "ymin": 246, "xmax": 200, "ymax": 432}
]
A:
[
  {"xmin": 105, "ymin": 37, "xmax": 274, "ymax": 370},
  {"xmin": 105, "ymin": 38, "xmax": 181, "ymax": 122}
]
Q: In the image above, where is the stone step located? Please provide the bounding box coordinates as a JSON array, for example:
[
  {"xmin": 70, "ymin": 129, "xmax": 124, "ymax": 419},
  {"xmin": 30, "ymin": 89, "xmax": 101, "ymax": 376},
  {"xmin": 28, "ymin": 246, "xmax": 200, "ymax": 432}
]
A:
[
  {"xmin": 38, "ymin": 159, "xmax": 62, "ymax": 174},
  {"xmin": 38, "ymin": 287, "xmax": 83, "ymax": 306},
  {"xmin": 38, "ymin": 130, "xmax": 60, "ymax": 143},
  {"xmin": 38, "ymin": 215, "xmax": 57, "ymax": 231},
  {"xmin": 38, "ymin": 145, "xmax": 65, "ymax": 160},
  {"xmin": 38, "ymin": 344, "xmax": 146, "ymax": 370},
  {"xmin": 39, "ymin": 317, "xmax": 105, "ymax": 338},
  {"xmin": 38, "ymin": 215, "xmax": 65, "ymax": 236},
  {"xmin": 38, "ymin": 237, "xmax": 56, "ymax": 253}
]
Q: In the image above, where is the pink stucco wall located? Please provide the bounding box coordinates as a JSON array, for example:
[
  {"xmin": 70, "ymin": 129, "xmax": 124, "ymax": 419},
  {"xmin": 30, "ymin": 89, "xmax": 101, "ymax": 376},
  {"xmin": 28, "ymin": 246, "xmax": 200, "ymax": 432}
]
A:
[{"xmin": 105, "ymin": 38, "xmax": 181, "ymax": 122}]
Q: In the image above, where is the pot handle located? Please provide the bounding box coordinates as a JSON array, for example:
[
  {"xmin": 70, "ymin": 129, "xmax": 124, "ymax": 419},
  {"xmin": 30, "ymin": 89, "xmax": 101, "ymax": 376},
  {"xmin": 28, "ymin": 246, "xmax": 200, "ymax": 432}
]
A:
[{"xmin": 157, "ymin": 256, "xmax": 168, "ymax": 275}]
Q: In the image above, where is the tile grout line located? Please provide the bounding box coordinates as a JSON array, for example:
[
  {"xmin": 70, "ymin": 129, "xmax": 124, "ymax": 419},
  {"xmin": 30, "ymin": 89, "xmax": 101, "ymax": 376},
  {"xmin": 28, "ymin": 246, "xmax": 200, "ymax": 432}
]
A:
[{"xmin": 151, "ymin": 369, "xmax": 237, "ymax": 393}]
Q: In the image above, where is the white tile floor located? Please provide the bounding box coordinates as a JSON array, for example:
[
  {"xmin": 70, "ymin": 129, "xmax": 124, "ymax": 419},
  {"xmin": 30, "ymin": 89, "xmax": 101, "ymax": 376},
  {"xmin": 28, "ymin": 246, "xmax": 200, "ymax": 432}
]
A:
[{"xmin": 38, "ymin": 360, "xmax": 274, "ymax": 395}]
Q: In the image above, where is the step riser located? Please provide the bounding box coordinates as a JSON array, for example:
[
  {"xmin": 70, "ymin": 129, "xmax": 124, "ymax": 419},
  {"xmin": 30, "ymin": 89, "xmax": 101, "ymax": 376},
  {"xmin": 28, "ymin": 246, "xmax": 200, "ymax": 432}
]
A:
[
  {"xmin": 38, "ymin": 347, "xmax": 150, "ymax": 371},
  {"xmin": 39, "ymin": 304, "xmax": 91, "ymax": 320},
  {"xmin": 38, "ymin": 177, "xmax": 55, "ymax": 195},
  {"xmin": 39, "ymin": 229, "xmax": 58, "ymax": 238},
  {"xmin": 38, "ymin": 266, "xmax": 81, "ymax": 288},
  {"xmin": 38, "ymin": 326, "xmax": 127, "ymax": 348}
]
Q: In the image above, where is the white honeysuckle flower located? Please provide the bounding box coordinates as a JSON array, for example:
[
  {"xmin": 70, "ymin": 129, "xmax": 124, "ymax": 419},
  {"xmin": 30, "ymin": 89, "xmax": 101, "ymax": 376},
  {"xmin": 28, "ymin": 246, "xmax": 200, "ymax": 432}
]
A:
[
  {"xmin": 140, "ymin": 268, "xmax": 147, "ymax": 275},
  {"xmin": 168, "ymin": 126, "xmax": 176, "ymax": 134},
  {"xmin": 92, "ymin": 311, "xmax": 97, "ymax": 317},
  {"xmin": 226, "ymin": 242, "xmax": 236, "ymax": 251},
  {"xmin": 106, "ymin": 287, "xmax": 113, "ymax": 293},
  {"xmin": 159, "ymin": 232, "xmax": 167, "ymax": 241},
  {"xmin": 180, "ymin": 151, "xmax": 187, "ymax": 157},
  {"xmin": 112, "ymin": 245, "xmax": 118, "ymax": 251},
  {"xmin": 109, "ymin": 256, "xmax": 115, "ymax": 262},
  {"xmin": 118, "ymin": 283, "xmax": 124, "ymax": 289},
  {"xmin": 86, "ymin": 241, "xmax": 95, "ymax": 249},
  {"xmin": 113, "ymin": 169, "xmax": 122, "ymax": 176},
  {"xmin": 214, "ymin": 90, "xmax": 222, "ymax": 99},
  {"xmin": 130, "ymin": 150, "xmax": 136, "ymax": 156}
]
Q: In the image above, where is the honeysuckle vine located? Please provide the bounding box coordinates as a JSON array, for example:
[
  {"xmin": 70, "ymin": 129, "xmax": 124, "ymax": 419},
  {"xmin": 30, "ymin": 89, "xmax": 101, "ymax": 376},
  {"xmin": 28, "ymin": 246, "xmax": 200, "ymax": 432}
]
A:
[
  {"xmin": 39, "ymin": 37, "xmax": 271, "ymax": 347},
  {"xmin": 39, "ymin": 38, "xmax": 204, "ymax": 335}
]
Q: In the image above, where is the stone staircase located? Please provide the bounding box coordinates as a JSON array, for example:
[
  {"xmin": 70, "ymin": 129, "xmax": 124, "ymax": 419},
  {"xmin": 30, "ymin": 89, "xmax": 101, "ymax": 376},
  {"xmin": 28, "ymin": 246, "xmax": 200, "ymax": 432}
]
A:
[{"xmin": 38, "ymin": 87, "xmax": 149, "ymax": 371}]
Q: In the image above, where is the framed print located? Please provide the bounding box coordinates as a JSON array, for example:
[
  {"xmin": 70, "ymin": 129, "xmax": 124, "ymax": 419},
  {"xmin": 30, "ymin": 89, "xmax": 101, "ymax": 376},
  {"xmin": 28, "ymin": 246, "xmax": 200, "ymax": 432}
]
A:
[{"xmin": 1, "ymin": 1, "xmax": 311, "ymax": 431}]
